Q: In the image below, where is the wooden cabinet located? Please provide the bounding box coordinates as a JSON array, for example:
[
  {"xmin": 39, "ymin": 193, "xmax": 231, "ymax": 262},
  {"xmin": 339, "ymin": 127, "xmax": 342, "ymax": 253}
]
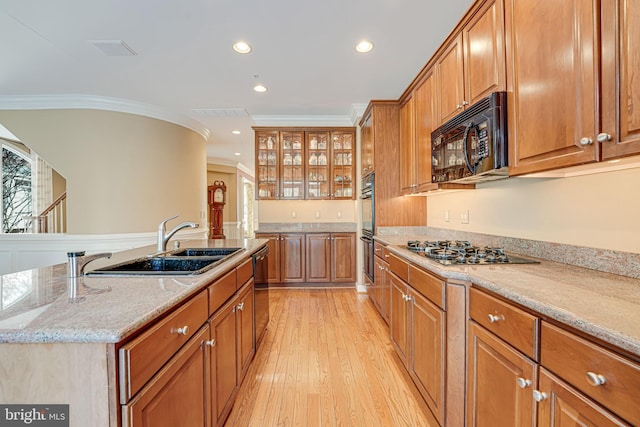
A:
[
  {"xmin": 331, "ymin": 232, "xmax": 356, "ymax": 282},
  {"xmin": 306, "ymin": 233, "xmax": 331, "ymax": 282},
  {"xmin": 236, "ymin": 280, "xmax": 255, "ymax": 385},
  {"xmin": 389, "ymin": 272, "xmax": 410, "ymax": 366},
  {"xmin": 256, "ymin": 233, "xmax": 281, "ymax": 283},
  {"xmin": 254, "ymin": 127, "xmax": 355, "ymax": 200},
  {"xmin": 123, "ymin": 325, "xmax": 210, "ymax": 427},
  {"xmin": 400, "ymin": 95, "xmax": 416, "ymax": 194},
  {"xmin": 209, "ymin": 297, "xmax": 238, "ymax": 426},
  {"xmin": 435, "ymin": 0, "xmax": 506, "ymax": 126},
  {"xmin": 281, "ymin": 233, "xmax": 305, "ymax": 282},
  {"xmin": 360, "ymin": 112, "xmax": 374, "ymax": 176},
  {"xmin": 467, "ymin": 321, "xmax": 537, "ymax": 427},
  {"xmin": 372, "ymin": 242, "xmax": 390, "ymax": 323},
  {"xmin": 601, "ymin": 0, "xmax": 640, "ymax": 160}
]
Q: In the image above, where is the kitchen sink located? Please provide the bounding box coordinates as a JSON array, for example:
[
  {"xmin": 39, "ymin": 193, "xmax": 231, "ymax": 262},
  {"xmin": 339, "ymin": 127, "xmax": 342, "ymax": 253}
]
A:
[
  {"xmin": 87, "ymin": 256, "xmax": 227, "ymax": 276},
  {"xmin": 171, "ymin": 247, "xmax": 242, "ymax": 257}
]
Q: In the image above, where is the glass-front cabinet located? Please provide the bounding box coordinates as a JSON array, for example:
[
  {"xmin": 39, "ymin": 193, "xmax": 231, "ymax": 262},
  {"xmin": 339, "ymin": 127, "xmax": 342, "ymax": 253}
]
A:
[{"xmin": 254, "ymin": 127, "xmax": 355, "ymax": 200}]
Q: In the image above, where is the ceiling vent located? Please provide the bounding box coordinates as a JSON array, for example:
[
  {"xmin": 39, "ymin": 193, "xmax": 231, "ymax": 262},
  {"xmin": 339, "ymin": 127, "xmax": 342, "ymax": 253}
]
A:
[
  {"xmin": 192, "ymin": 108, "xmax": 250, "ymax": 118},
  {"xmin": 89, "ymin": 40, "xmax": 137, "ymax": 56}
]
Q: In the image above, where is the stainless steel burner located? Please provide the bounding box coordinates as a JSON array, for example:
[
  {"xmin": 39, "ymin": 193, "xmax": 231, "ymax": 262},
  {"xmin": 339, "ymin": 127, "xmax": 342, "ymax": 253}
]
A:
[{"xmin": 405, "ymin": 240, "xmax": 539, "ymax": 265}]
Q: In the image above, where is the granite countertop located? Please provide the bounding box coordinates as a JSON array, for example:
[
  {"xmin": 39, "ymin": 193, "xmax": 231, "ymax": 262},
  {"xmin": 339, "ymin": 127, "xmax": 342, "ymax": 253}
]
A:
[
  {"xmin": 375, "ymin": 235, "xmax": 640, "ymax": 358},
  {"xmin": 0, "ymin": 238, "xmax": 268, "ymax": 344},
  {"xmin": 255, "ymin": 222, "xmax": 357, "ymax": 233}
]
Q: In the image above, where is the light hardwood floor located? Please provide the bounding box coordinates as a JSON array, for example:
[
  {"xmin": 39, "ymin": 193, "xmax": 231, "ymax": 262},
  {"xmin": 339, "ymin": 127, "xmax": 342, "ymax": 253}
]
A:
[{"xmin": 224, "ymin": 288, "xmax": 436, "ymax": 426}]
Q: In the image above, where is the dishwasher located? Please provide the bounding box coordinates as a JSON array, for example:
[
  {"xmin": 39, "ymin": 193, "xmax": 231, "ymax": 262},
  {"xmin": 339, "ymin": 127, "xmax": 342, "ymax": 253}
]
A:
[{"xmin": 252, "ymin": 245, "xmax": 269, "ymax": 347}]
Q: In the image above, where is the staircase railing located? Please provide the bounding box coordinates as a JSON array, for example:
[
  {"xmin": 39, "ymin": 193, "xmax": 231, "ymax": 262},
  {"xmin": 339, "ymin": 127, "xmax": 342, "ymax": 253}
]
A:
[{"xmin": 36, "ymin": 192, "xmax": 67, "ymax": 233}]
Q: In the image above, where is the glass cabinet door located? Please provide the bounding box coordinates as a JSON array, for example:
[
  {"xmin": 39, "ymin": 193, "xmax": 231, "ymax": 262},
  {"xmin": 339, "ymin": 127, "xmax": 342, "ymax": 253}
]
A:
[
  {"xmin": 256, "ymin": 131, "xmax": 279, "ymax": 199},
  {"xmin": 306, "ymin": 131, "xmax": 331, "ymax": 199},
  {"xmin": 330, "ymin": 131, "xmax": 354, "ymax": 199},
  {"xmin": 280, "ymin": 131, "xmax": 305, "ymax": 199}
]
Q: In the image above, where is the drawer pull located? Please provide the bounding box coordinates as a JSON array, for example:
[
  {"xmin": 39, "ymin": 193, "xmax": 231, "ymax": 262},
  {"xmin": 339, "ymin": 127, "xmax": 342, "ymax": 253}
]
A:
[
  {"xmin": 204, "ymin": 339, "xmax": 216, "ymax": 347},
  {"xmin": 533, "ymin": 390, "xmax": 548, "ymax": 402},
  {"xmin": 487, "ymin": 314, "xmax": 503, "ymax": 323},
  {"xmin": 517, "ymin": 377, "xmax": 532, "ymax": 389},
  {"xmin": 174, "ymin": 325, "xmax": 189, "ymax": 336},
  {"xmin": 586, "ymin": 371, "xmax": 606, "ymax": 387}
]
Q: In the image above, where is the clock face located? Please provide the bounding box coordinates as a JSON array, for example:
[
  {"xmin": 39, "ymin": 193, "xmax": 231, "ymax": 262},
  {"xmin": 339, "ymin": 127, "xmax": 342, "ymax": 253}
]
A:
[{"xmin": 214, "ymin": 188, "xmax": 224, "ymax": 203}]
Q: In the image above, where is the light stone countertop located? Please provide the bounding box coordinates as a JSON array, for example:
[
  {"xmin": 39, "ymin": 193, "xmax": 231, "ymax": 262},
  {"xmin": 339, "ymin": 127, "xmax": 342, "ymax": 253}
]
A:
[
  {"xmin": 0, "ymin": 238, "xmax": 268, "ymax": 344},
  {"xmin": 375, "ymin": 235, "xmax": 640, "ymax": 358},
  {"xmin": 255, "ymin": 222, "xmax": 357, "ymax": 234}
]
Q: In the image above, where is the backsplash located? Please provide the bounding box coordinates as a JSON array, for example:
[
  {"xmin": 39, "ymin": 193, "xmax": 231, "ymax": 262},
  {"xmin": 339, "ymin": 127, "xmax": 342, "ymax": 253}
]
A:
[{"xmin": 377, "ymin": 226, "xmax": 640, "ymax": 279}]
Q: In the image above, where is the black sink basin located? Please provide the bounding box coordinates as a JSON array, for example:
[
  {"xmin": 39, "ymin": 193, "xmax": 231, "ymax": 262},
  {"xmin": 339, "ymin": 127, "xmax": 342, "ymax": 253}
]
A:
[
  {"xmin": 87, "ymin": 256, "xmax": 226, "ymax": 276},
  {"xmin": 172, "ymin": 247, "xmax": 242, "ymax": 257}
]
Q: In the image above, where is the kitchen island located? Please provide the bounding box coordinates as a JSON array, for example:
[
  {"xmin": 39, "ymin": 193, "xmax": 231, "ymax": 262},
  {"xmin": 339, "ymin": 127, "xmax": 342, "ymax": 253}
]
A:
[{"xmin": 0, "ymin": 238, "xmax": 267, "ymax": 427}]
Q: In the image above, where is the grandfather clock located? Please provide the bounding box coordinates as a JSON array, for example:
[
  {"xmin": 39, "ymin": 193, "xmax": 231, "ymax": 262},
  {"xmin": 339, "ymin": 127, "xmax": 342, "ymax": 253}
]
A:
[{"xmin": 208, "ymin": 181, "xmax": 226, "ymax": 239}]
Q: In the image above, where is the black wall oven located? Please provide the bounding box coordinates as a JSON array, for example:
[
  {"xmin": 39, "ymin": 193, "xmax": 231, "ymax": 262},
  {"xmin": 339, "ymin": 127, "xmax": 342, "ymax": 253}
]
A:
[{"xmin": 361, "ymin": 173, "xmax": 374, "ymax": 282}]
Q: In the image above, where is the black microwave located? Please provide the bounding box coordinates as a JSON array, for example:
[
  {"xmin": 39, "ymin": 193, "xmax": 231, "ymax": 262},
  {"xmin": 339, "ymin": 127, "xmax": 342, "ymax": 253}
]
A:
[{"xmin": 431, "ymin": 91, "xmax": 508, "ymax": 183}]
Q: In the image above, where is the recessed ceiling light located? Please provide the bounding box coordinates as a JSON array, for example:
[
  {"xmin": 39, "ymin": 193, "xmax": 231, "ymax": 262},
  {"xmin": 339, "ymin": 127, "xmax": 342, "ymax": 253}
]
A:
[
  {"xmin": 233, "ymin": 41, "xmax": 252, "ymax": 54},
  {"xmin": 231, "ymin": 130, "xmax": 241, "ymax": 135},
  {"xmin": 253, "ymin": 84, "xmax": 268, "ymax": 93},
  {"xmin": 355, "ymin": 40, "xmax": 374, "ymax": 53},
  {"xmin": 234, "ymin": 152, "xmax": 241, "ymax": 156}
]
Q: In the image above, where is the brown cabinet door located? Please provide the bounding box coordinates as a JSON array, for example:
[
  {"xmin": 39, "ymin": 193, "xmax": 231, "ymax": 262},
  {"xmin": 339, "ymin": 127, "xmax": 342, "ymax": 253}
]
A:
[
  {"xmin": 255, "ymin": 233, "xmax": 280, "ymax": 283},
  {"xmin": 306, "ymin": 233, "xmax": 331, "ymax": 282},
  {"xmin": 381, "ymin": 259, "xmax": 390, "ymax": 323},
  {"xmin": 601, "ymin": 0, "xmax": 640, "ymax": 160},
  {"xmin": 360, "ymin": 111, "xmax": 374, "ymax": 175},
  {"xmin": 466, "ymin": 321, "xmax": 536, "ymax": 427},
  {"xmin": 400, "ymin": 96, "xmax": 416, "ymax": 194},
  {"xmin": 436, "ymin": 33, "xmax": 465, "ymax": 126},
  {"xmin": 255, "ymin": 130, "xmax": 280, "ymax": 199},
  {"xmin": 331, "ymin": 233, "xmax": 356, "ymax": 282},
  {"xmin": 329, "ymin": 131, "xmax": 355, "ymax": 199},
  {"xmin": 415, "ymin": 70, "xmax": 436, "ymax": 191},
  {"xmin": 236, "ymin": 280, "xmax": 255, "ymax": 385},
  {"xmin": 209, "ymin": 299, "xmax": 238, "ymax": 427},
  {"xmin": 123, "ymin": 325, "xmax": 209, "ymax": 427},
  {"xmin": 281, "ymin": 233, "xmax": 305, "ymax": 282},
  {"xmin": 279, "ymin": 130, "xmax": 305, "ymax": 200},
  {"xmin": 389, "ymin": 273, "xmax": 409, "ymax": 367},
  {"xmin": 463, "ymin": 0, "xmax": 507, "ymax": 106},
  {"xmin": 371, "ymin": 256, "xmax": 384, "ymax": 314},
  {"xmin": 410, "ymin": 290, "xmax": 446, "ymax": 425},
  {"xmin": 505, "ymin": 0, "xmax": 599, "ymax": 175},
  {"xmin": 306, "ymin": 131, "xmax": 331, "ymax": 199},
  {"xmin": 537, "ymin": 368, "xmax": 630, "ymax": 427}
]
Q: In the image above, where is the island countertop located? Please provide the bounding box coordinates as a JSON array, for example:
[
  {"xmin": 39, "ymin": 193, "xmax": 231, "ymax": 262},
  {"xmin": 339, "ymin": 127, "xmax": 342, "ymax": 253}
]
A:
[
  {"xmin": 375, "ymin": 235, "xmax": 640, "ymax": 358},
  {"xmin": 0, "ymin": 238, "xmax": 267, "ymax": 344}
]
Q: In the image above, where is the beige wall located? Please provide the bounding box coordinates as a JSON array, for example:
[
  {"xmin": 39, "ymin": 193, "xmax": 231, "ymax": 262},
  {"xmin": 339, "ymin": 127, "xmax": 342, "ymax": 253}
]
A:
[
  {"xmin": 207, "ymin": 165, "xmax": 238, "ymax": 223},
  {"xmin": 0, "ymin": 109, "xmax": 207, "ymax": 234},
  {"xmin": 259, "ymin": 200, "xmax": 357, "ymax": 223},
  {"xmin": 426, "ymin": 167, "xmax": 640, "ymax": 253}
]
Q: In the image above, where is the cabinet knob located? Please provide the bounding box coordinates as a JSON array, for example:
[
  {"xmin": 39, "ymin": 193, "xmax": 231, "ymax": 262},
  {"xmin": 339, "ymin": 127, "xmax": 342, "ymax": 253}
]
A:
[
  {"xmin": 532, "ymin": 390, "xmax": 548, "ymax": 402},
  {"xmin": 517, "ymin": 377, "xmax": 532, "ymax": 389},
  {"xmin": 174, "ymin": 325, "xmax": 189, "ymax": 336},
  {"xmin": 204, "ymin": 339, "xmax": 216, "ymax": 347},
  {"xmin": 586, "ymin": 371, "xmax": 606, "ymax": 387},
  {"xmin": 597, "ymin": 133, "xmax": 612, "ymax": 143},
  {"xmin": 579, "ymin": 137, "xmax": 594, "ymax": 146},
  {"xmin": 487, "ymin": 314, "xmax": 503, "ymax": 323},
  {"xmin": 461, "ymin": 100, "xmax": 469, "ymax": 106},
  {"xmin": 456, "ymin": 104, "xmax": 463, "ymax": 110},
  {"xmin": 237, "ymin": 302, "xmax": 245, "ymax": 311}
]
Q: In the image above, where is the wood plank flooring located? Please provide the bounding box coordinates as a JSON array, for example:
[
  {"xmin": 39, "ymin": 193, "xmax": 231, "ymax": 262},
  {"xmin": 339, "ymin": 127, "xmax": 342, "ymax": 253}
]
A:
[{"xmin": 224, "ymin": 288, "xmax": 436, "ymax": 426}]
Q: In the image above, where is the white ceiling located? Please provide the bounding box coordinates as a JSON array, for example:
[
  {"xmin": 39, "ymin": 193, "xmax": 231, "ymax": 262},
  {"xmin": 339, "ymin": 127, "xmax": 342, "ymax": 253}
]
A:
[{"xmin": 0, "ymin": 0, "xmax": 474, "ymax": 174}]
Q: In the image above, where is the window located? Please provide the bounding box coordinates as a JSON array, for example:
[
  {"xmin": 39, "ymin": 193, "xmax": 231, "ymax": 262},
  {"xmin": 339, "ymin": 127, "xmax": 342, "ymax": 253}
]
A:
[{"xmin": 2, "ymin": 144, "xmax": 32, "ymax": 233}]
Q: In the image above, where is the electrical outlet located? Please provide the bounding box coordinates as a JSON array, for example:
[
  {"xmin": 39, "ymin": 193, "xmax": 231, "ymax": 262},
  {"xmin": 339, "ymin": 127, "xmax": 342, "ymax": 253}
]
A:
[
  {"xmin": 337, "ymin": 211, "xmax": 342, "ymax": 218},
  {"xmin": 315, "ymin": 211, "xmax": 321, "ymax": 219},
  {"xmin": 291, "ymin": 211, "xmax": 297, "ymax": 218},
  {"xmin": 444, "ymin": 210, "xmax": 450, "ymax": 222},
  {"xmin": 460, "ymin": 210, "xmax": 469, "ymax": 224}
]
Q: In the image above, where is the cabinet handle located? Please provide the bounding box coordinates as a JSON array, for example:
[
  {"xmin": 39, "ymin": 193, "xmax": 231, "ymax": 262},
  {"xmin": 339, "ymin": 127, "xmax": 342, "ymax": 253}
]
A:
[
  {"xmin": 461, "ymin": 100, "xmax": 469, "ymax": 106},
  {"xmin": 586, "ymin": 371, "xmax": 606, "ymax": 387},
  {"xmin": 517, "ymin": 377, "xmax": 532, "ymax": 389},
  {"xmin": 237, "ymin": 302, "xmax": 245, "ymax": 311},
  {"xmin": 204, "ymin": 339, "xmax": 216, "ymax": 347},
  {"xmin": 174, "ymin": 325, "xmax": 189, "ymax": 336},
  {"xmin": 532, "ymin": 390, "xmax": 548, "ymax": 402},
  {"xmin": 597, "ymin": 133, "xmax": 612, "ymax": 143},
  {"xmin": 579, "ymin": 137, "xmax": 594, "ymax": 146},
  {"xmin": 487, "ymin": 314, "xmax": 503, "ymax": 323}
]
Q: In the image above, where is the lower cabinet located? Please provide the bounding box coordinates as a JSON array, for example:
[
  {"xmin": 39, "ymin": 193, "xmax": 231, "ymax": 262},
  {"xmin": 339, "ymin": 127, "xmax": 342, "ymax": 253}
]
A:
[
  {"xmin": 372, "ymin": 242, "xmax": 390, "ymax": 323},
  {"xmin": 389, "ymin": 273, "xmax": 410, "ymax": 366},
  {"xmin": 256, "ymin": 232, "xmax": 355, "ymax": 284}
]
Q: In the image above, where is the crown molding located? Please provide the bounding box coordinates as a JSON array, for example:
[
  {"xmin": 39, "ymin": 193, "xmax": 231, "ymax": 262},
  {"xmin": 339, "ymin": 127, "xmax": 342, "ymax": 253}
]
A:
[
  {"xmin": 251, "ymin": 114, "xmax": 354, "ymax": 127},
  {"xmin": 207, "ymin": 157, "xmax": 254, "ymax": 177},
  {"xmin": 0, "ymin": 94, "xmax": 211, "ymax": 141},
  {"xmin": 349, "ymin": 103, "xmax": 368, "ymax": 125}
]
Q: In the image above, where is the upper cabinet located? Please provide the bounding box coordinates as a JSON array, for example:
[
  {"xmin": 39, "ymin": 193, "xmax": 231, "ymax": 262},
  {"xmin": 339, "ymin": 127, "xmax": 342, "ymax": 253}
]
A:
[
  {"xmin": 601, "ymin": 0, "xmax": 640, "ymax": 160},
  {"xmin": 435, "ymin": 0, "xmax": 506, "ymax": 127},
  {"xmin": 254, "ymin": 127, "xmax": 355, "ymax": 200},
  {"xmin": 360, "ymin": 113, "xmax": 374, "ymax": 176},
  {"xmin": 399, "ymin": 95, "xmax": 416, "ymax": 194}
]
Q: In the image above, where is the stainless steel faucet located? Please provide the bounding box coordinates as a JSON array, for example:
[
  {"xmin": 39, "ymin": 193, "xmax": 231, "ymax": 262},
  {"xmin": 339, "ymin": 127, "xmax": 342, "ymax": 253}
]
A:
[
  {"xmin": 67, "ymin": 251, "xmax": 112, "ymax": 277},
  {"xmin": 157, "ymin": 215, "xmax": 198, "ymax": 252}
]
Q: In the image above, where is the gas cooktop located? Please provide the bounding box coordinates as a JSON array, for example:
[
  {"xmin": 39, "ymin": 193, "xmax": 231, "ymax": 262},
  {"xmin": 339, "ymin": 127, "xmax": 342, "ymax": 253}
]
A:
[{"xmin": 405, "ymin": 240, "xmax": 540, "ymax": 266}]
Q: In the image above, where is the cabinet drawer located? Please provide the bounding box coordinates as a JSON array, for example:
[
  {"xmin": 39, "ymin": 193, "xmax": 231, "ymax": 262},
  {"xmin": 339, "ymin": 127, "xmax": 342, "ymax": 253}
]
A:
[
  {"xmin": 469, "ymin": 287, "xmax": 538, "ymax": 360},
  {"xmin": 119, "ymin": 289, "xmax": 208, "ymax": 403},
  {"xmin": 374, "ymin": 242, "xmax": 385, "ymax": 259},
  {"xmin": 388, "ymin": 253, "xmax": 409, "ymax": 282},
  {"xmin": 236, "ymin": 257, "xmax": 253, "ymax": 288},
  {"xmin": 541, "ymin": 322, "xmax": 640, "ymax": 426},
  {"xmin": 209, "ymin": 268, "xmax": 237, "ymax": 315},
  {"xmin": 409, "ymin": 264, "xmax": 445, "ymax": 309}
]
